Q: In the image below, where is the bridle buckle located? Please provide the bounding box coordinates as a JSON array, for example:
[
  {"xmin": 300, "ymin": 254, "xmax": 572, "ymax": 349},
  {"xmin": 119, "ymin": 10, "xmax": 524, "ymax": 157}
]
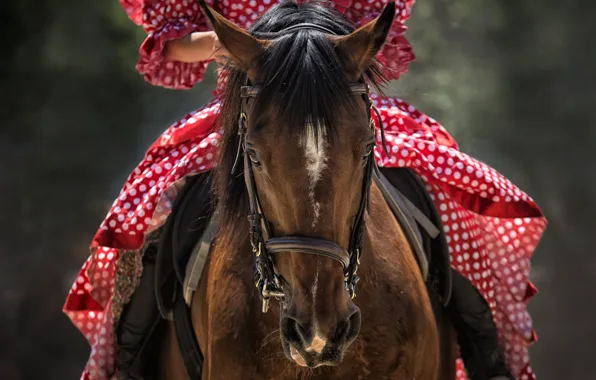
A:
[{"xmin": 260, "ymin": 277, "xmax": 284, "ymax": 313}]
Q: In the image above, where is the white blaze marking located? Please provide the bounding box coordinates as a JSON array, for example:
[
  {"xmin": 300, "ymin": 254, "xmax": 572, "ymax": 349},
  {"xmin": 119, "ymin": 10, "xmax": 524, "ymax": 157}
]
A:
[
  {"xmin": 311, "ymin": 264, "xmax": 319, "ymax": 321},
  {"xmin": 301, "ymin": 122, "xmax": 328, "ymax": 228},
  {"xmin": 301, "ymin": 122, "xmax": 326, "ymax": 350}
]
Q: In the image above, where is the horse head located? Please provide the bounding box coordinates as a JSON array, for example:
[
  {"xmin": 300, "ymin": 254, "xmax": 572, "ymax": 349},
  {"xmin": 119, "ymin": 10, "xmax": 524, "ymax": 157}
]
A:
[{"xmin": 204, "ymin": 0, "xmax": 396, "ymax": 368}]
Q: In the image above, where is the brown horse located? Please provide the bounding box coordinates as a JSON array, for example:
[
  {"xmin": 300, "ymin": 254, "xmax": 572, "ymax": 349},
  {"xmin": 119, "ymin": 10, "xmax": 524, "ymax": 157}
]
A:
[{"xmin": 160, "ymin": 1, "xmax": 457, "ymax": 379}]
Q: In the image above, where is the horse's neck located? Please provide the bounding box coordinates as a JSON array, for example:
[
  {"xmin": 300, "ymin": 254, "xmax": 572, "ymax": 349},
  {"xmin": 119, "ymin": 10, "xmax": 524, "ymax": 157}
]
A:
[
  {"xmin": 191, "ymin": 192, "xmax": 444, "ymax": 379},
  {"xmin": 359, "ymin": 185, "xmax": 427, "ymax": 290}
]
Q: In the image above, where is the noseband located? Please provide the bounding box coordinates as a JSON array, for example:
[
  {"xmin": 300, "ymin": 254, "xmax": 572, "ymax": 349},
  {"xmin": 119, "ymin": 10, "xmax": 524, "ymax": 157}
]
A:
[{"xmin": 232, "ymin": 24, "xmax": 388, "ymax": 313}]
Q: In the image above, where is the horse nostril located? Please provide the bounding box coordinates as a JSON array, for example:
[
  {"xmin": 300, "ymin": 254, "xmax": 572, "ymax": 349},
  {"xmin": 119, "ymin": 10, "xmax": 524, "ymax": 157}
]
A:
[
  {"xmin": 281, "ymin": 316, "xmax": 311, "ymax": 346},
  {"xmin": 334, "ymin": 308, "xmax": 361, "ymax": 344},
  {"xmin": 345, "ymin": 308, "xmax": 361, "ymax": 343},
  {"xmin": 295, "ymin": 321, "xmax": 308, "ymax": 339}
]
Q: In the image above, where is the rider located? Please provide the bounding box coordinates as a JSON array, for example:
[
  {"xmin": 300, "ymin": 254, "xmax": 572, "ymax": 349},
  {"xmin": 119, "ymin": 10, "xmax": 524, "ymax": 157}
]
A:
[{"xmin": 63, "ymin": 1, "xmax": 547, "ymax": 379}]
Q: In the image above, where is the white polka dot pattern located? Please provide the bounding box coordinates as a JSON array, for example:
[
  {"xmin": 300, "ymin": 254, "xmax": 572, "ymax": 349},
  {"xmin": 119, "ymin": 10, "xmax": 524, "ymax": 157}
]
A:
[
  {"xmin": 119, "ymin": 0, "xmax": 218, "ymax": 89},
  {"xmin": 63, "ymin": 250, "xmax": 118, "ymax": 380},
  {"xmin": 65, "ymin": 1, "xmax": 546, "ymax": 379},
  {"xmin": 121, "ymin": 0, "xmax": 416, "ymax": 90},
  {"xmin": 341, "ymin": 0, "xmax": 415, "ymax": 80}
]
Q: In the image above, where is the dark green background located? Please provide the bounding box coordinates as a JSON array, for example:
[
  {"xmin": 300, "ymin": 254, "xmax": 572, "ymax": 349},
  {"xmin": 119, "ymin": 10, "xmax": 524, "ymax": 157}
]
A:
[{"xmin": 1, "ymin": 0, "xmax": 593, "ymax": 378}]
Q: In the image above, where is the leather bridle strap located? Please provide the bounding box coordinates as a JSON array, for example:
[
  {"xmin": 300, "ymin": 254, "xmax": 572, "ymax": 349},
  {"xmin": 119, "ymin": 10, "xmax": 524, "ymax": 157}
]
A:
[
  {"xmin": 241, "ymin": 83, "xmax": 368, "ymax": 98},
  {"xmin": 280, "ymin": 23, "xmax": 338, "ymax": 35},
  {"xmin": 266, "ymin": 237, "xmax": 350, "ymax": 269},
  {"xmin": 237, "ymin": 79, "xmax": 382, "ymax": 309}
]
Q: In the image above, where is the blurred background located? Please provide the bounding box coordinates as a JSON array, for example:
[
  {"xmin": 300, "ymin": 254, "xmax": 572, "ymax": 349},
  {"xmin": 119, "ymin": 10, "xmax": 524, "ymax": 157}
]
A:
[{"xmin": 1, "ymin": 0, "xmax": 593, "ymax": 379}]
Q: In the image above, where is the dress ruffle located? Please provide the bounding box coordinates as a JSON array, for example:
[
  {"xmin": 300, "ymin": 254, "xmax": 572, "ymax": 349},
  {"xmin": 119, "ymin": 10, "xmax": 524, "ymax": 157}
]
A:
[
  {"xmin": 120, "ymin": 0, "xmax": 214, "ymax": 88},
  {"xmin": 336, "ymin": 0, "xmax": 417, "ymax": 81},
  {"xmin": 64, "ymin": 91, "xmax": 546, "ymax": 380},
  {"xmin": 124, "ymin": 0, "xmax": 418, "ymax": 89}
]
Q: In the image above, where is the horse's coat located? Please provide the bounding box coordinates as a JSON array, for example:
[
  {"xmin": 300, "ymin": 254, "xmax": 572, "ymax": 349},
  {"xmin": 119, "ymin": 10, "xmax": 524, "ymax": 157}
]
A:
[{"xmin": 159, "ymin": 2, "xmax": 456, "ymax": 379}]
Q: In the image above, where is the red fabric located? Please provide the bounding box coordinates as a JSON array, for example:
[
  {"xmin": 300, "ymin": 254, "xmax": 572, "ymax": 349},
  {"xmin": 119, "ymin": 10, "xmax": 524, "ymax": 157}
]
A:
[
  {"xmin": 341, "ymin": 0, "xmax": 416, "ymax": 80},
  {"xmin": 120, "ymin": 0, "xmax": 214, "ymax": 88},
  {"xmin": 119, "ymin": 0, "xmax": 416, "ymax": 89},
  {"xmin": 64, "ymin": 1, "xmax": 546, "ymax": 379}
]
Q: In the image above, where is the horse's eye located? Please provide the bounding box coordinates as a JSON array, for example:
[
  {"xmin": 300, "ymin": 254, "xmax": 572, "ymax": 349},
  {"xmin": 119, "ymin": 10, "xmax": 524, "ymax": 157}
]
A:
[
  {"xmin": 248, "ymin": 150, "xmax": 261, "ymax": 167},
  {"xmin": 363, "ymin": 144, "xmax": 375, "ymax": 159}
]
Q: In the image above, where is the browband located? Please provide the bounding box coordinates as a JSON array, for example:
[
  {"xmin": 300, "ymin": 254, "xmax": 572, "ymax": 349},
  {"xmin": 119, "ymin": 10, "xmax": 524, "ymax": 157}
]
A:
[
  {"xmin": 280, "ymin": 22, "xmax": 339, "ymax": 36},
  {"xmin": 241, "ymin": 83, "xmax": 368, "ymax": 98}
]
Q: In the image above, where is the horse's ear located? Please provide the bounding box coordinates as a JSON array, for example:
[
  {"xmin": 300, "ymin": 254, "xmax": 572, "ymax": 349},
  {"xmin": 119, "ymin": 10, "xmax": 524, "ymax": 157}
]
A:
[
  {"xmin": 331, "ymin": 1, "xmax": 396, "ymax": 79},
  {"xmin": 198, "ymin": 0, "xmax": 266, "ymax": 77}
]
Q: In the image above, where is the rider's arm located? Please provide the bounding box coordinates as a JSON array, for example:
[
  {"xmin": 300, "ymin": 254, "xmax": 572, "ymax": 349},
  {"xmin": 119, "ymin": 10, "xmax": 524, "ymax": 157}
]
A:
[
  {"xmin": 117, "ymin": 0, "xmax": 218, "ymax": 89},
  {"xmin": 164, "ymin": 31, "xmax": 217, "ymax": 63}
]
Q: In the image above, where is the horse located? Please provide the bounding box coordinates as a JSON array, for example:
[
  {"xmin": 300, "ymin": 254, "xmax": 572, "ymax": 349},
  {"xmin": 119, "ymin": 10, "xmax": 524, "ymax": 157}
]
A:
[{"xmin": 159, "ymin": 1, "xmax": 457, "ymax": 379}]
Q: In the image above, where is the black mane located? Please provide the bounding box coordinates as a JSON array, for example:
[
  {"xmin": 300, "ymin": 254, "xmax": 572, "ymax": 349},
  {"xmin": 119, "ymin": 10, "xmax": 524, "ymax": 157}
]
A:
[{"xmin": 214, "ymin": 0, "xmax": 384, "ymax": 246}]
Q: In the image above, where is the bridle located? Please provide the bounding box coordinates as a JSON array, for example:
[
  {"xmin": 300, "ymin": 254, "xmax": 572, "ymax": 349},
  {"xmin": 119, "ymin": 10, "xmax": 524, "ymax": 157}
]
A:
[{"xmin": 231, "ymin": 23, "xmax": 388, "ymax": 313}]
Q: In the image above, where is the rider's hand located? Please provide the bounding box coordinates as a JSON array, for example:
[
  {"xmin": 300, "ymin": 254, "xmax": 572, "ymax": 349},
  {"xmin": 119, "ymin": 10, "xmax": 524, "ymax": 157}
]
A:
[{"xmin": 211, "ymin": 33, "xmax": 230, "ymax": 65}]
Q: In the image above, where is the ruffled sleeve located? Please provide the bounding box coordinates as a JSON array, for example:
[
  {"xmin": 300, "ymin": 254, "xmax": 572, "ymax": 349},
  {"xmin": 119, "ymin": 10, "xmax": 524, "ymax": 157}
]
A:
[
  {"xmin": 119, "ymin": 0, "xmax": 214, "ymax": 89},
  {"xmin": 339, "ymin": 0, "xmax": 416, "ymax": 81}
]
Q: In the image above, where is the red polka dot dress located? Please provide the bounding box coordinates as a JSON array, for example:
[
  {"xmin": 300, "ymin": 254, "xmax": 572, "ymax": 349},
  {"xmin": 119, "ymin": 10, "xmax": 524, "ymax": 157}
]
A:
[{"xmin": 63, "ymin": 1, "xmax": 547, "ymax": 379}]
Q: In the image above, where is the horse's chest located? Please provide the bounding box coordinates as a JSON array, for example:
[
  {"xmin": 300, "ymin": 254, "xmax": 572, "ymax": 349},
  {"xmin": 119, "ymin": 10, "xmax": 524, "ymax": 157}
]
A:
[{"xmin": 201, "ymin": 249, "xmax": 437, "ymax": 379}]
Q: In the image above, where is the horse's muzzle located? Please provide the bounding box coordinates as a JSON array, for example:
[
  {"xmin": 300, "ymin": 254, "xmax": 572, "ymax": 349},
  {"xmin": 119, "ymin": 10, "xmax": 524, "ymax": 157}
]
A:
[{"xmin": 280, "ymin": 307, "xmax": 361, "ymax": 367}]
